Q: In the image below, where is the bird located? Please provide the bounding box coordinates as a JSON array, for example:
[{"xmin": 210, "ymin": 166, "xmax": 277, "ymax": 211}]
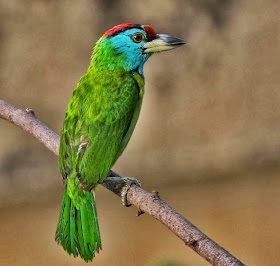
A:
[{"xmin": 55, "ymin": 23, "xmax": 185, "ymax": 262}]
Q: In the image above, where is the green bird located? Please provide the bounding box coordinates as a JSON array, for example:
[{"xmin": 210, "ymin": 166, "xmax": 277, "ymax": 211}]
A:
[{"xmin": 56, "ymin": 23, "xmax": 184, "ymax": 261}]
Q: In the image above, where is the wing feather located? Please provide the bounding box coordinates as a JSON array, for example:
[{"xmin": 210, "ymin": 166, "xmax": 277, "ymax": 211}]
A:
[{"xmin": 59, "ymin": 72, "xmax": 140, "ymax": 186}]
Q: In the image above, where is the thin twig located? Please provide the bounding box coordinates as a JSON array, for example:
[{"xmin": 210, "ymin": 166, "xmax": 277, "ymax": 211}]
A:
[{"xmin": 0, "ymin": 99, "xmax": 245, "ymax": 266}]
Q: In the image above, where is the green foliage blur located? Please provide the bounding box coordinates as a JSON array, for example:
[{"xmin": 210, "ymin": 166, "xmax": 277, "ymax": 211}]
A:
[{"xmin": 0, "ymin": 0, "xmax": 279, "ymax": 265}]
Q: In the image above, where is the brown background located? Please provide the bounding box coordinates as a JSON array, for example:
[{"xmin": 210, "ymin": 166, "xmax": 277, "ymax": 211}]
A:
[{"xmin": 1, "ymin": 0, "xmax": 280, "ymax": 265}]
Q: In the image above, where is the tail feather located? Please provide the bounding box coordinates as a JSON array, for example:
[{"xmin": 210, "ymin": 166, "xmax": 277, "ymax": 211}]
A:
[
  {"xmin": 55, "ymin": 187, "xmax": 101, "ymax": 262},
  {"xmin": 69, "ymin": 199, "xmax": 78, "ymax": 256},
  {"xmin": 79, "ymin": 202, "xmax": 95, "ymax": 260},
  {"xmin": 91, "ymin": 196, "xmax": 102, "ymax": 251}
]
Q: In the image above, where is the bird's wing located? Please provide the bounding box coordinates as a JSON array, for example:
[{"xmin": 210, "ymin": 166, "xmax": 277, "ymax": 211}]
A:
[{"xmin": 59, "ymin": 72, "xmax": 140, "ymax": 186}]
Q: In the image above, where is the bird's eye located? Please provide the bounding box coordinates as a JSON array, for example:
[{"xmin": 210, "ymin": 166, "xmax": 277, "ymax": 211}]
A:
[{"xmin": 131, "ymin": 33, "xmax": 144, "ymax": 43}]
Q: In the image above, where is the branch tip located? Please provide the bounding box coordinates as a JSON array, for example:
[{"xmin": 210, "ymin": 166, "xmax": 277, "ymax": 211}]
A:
[
  {"xmin": 136, "ymin": 210, "xmax": 145, "ymax": 217},
  {"xmin": 25, "ymin": 108, "xmax": 35, "ymax": 115}
]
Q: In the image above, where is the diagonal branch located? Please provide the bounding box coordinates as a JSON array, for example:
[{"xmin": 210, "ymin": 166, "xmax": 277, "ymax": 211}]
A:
[{"xmin": 0, "ymin": 99, "xmax": 244, "ymax": 266}]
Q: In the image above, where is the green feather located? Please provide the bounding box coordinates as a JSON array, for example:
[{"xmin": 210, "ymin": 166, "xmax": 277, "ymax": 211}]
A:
[
  {"xmin": 56, "ymin": 187, "xmax": 101, "ymax": 261},
  {"xmin": 69, "ymin": 199, "xmax": 78, "ymax": 257},
  {"xmin": 75, "ymin": 207, "xmax": 85, "ymax": 258}
]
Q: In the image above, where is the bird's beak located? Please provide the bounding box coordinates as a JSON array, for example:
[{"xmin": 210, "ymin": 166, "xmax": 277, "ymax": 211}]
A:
[{"xmin": 142, "ymin": 34, "xmax": 185, "ymax": 54}]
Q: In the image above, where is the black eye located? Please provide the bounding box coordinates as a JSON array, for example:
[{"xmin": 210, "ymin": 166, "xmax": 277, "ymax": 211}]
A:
[{"xmin": 132, "ymin": 33, "xmax": 144, "ymax": 43}]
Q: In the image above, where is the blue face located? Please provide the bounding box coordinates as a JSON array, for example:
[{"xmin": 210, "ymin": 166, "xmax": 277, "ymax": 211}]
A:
[{"xmin": 107, "ymin": 28, "xmax": 152, "ymax": 75}]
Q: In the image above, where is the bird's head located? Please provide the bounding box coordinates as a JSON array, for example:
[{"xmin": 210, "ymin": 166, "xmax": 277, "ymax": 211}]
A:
[{"xmin": 91, "ymin": 23, "xmax": 185, "ymax": 76}]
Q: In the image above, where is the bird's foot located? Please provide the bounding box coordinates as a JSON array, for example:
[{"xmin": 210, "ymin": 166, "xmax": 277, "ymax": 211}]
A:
[
  {"xmin": 102, "ymin": 176, "xmax": 141, "ymax": 207},
  {"xmin": 120, "ymin": 177, "xmax": 141, "ymax": 207}
]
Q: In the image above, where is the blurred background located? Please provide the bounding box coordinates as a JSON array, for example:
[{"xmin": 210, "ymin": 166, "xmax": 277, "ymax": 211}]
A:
[{"xmin": 0, "ymin": 0, "xmax": 279, "ymax": 265}]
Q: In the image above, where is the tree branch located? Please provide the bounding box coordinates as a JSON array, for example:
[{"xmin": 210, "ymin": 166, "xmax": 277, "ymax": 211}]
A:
[{"xmin": 0, "ymin": 99, "xmax": 244, "ymax": 266}]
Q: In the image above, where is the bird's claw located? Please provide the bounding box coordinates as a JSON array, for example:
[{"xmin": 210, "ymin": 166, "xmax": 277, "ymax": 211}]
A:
[
  {"xmin": 120, "ymin": 177, "xmax": 141, "ymax": 207},
  {"xmin": 102, "ymin": 176, "xmax": 141, "ymax": 207}
]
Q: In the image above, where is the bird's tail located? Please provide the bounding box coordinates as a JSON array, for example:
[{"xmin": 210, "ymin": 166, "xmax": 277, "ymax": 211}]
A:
[{"xmin": 55, "ymin": 186, "xmax": 102, "ymax": 262}]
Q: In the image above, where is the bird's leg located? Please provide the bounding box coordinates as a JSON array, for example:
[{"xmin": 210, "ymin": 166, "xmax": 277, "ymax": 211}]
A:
[{"xmin": 102, "ymin": 176, "xmax": 141, "ymax": 207}]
